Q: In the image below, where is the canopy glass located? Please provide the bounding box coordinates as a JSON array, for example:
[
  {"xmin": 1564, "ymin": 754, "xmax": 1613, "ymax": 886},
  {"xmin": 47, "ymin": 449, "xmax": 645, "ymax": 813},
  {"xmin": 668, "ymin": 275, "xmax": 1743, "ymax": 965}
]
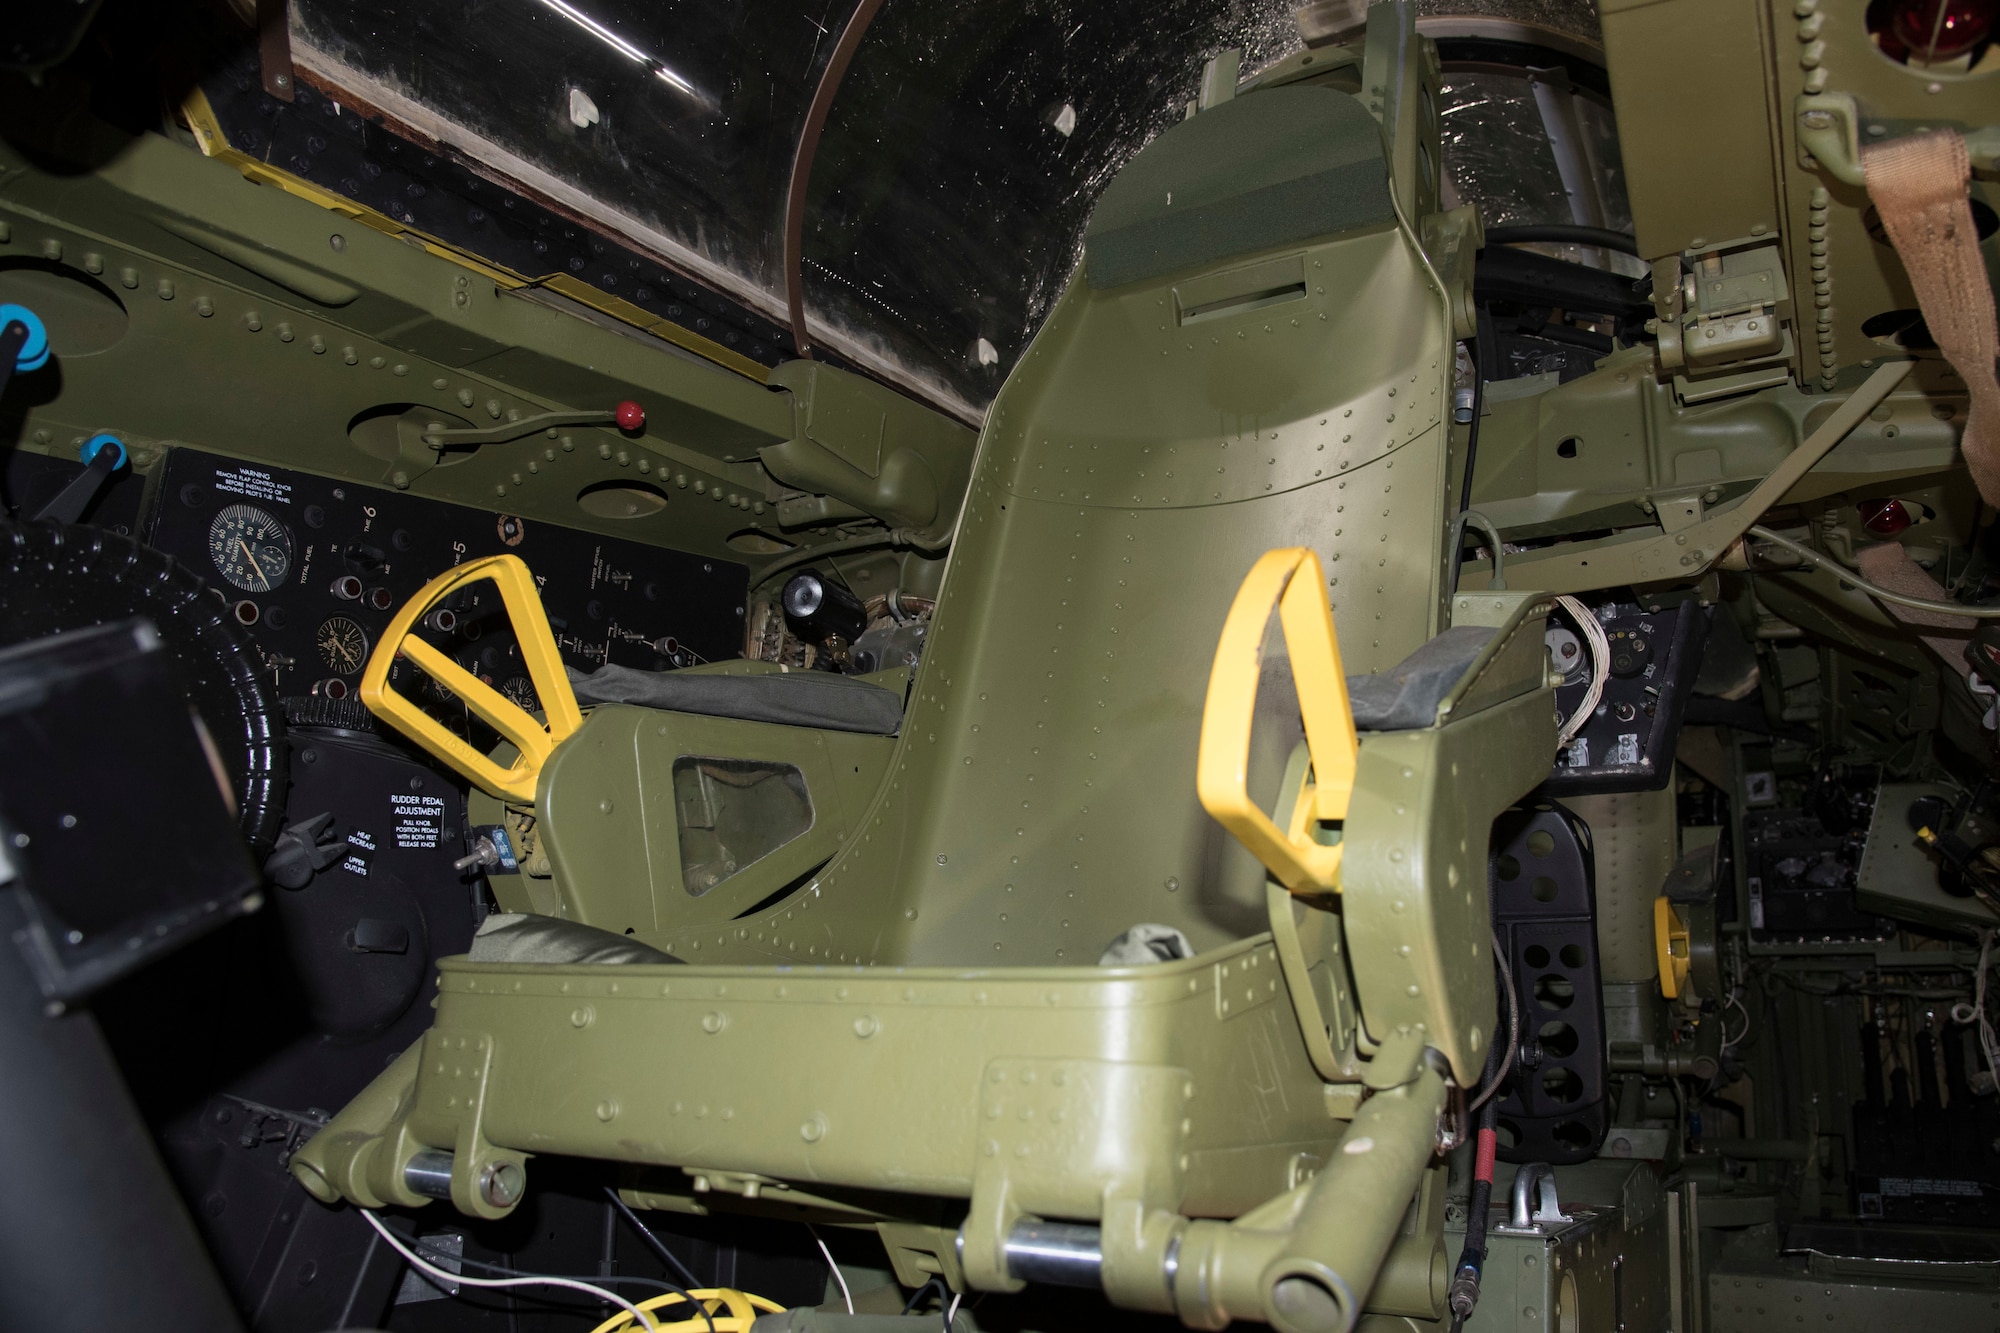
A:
[{"xmin": 292, "ymin": 0, "xmax": 1617, "ymax": 415}]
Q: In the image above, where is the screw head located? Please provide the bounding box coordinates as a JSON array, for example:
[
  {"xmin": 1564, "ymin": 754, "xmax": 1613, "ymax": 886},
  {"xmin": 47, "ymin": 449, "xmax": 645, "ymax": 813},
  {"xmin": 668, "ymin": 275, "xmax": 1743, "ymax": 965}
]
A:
[{"xmin": 480, "ymin": 1160, "xmax": 525, "ymax": 1207}]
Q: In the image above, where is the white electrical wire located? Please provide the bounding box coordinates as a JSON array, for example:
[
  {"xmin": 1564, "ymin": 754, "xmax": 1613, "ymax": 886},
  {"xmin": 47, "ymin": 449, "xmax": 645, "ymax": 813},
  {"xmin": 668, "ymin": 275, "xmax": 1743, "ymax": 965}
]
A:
[
  {"xmin": 945, "ymin": 1291, "xmax": 964, "ymax": 1329},
  {"xmin": 1966, "ymin": 930, "xmax": 2000, "ymax": 1092},
  {"xmin": 1469, "ymin": 928, "xmax": 1520, "ymax": 1114},
  {"xmin": 1552, "ymin": 595, "xmax": 1610, "ymax": 747},
  {"xmin": 1720, "ymin": 991, "xmax": 1752, "ymax": 1052},
  {"xmin": 360, "ymin": 1208, "xmax": 659, "ymax": 1330},
  {"xmin": 808, "ymin": 1226, "xmax": 853, "ymax": 1315}
]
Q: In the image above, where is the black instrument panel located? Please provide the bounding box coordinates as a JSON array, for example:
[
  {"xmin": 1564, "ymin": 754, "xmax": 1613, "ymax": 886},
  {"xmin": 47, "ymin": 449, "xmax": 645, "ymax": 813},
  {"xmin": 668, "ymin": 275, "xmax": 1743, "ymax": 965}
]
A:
[
  {"xmin": 1542, "ymin": 598, "xmax": 1708, "ymax": 795},
  {"xmin": 146, "ymin": 448, "xmax": 747, "ymax": 728}
]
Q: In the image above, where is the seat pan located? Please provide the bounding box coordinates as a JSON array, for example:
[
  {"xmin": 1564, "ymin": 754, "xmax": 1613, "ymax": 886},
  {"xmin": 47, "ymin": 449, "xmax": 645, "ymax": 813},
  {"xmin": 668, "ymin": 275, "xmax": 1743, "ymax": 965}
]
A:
[{"xmin": 567, "ymin": 662, "xmax": 903, "ymax": 735}]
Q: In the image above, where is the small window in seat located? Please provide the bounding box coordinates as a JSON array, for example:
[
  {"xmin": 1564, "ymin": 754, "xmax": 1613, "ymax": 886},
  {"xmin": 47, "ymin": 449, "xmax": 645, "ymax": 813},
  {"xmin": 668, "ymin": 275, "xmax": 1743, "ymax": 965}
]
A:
[{"xmin": 672, "ymin": 757, "xmax": 814, "ymax": 896}]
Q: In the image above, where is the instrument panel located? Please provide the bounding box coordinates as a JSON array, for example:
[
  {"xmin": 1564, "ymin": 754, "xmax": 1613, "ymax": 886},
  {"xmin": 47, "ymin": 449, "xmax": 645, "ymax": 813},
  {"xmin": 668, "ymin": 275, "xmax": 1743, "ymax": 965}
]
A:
[
  {"xmin": 147, "ymin": 449, "xmax": 748, "ymax": 733},
  {"xmin": 1542, "ymin": 598, "xmax": 1709, "ymax": 796}
]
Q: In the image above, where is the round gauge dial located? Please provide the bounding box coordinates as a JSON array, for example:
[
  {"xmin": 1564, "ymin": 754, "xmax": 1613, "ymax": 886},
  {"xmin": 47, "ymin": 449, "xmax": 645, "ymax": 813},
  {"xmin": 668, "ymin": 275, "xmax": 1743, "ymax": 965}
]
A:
[
  {"xmin": 501, "ymin": 676, "xmax": 539, "ymax": 712},
  {"xmin": 316, "ymin": 616, "xmax": 370, "ymax": 675},
  {"xmin": 1605, "ymin": 627, "xmax": 1653, "ymax": 679},
  {"xmin": 1544, "ymin": 626, "xmax": 1587, "ymax": 686},
  {"xmin": 208, "ymin": 503, "xmax": 294, "ymax": 592}
]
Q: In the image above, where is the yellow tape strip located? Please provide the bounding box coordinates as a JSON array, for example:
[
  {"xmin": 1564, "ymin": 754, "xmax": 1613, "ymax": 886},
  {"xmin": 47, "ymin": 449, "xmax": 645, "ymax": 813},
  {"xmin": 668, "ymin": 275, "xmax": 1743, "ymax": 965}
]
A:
[
  {"xmin": 179, "ymin": 89, "xmax": 768, "ymax": 383},
  {"xmin": 537, "ymin": 275, "xmax": 771, "ymax": 383}
]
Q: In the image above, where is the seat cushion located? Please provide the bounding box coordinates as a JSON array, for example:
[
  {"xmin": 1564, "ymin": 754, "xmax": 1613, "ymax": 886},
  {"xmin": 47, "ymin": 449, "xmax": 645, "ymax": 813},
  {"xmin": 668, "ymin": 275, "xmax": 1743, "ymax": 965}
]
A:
[
  {"xmin": 467, "ymin": 912, "xmax": 682, "ymax": 965},
  {"xmin": 1346, "ymin": 625, "xmax": 1497, "ymax": 731},
  {"xmin": 566, "ymin": 663, "xmax": 903, "ymax": 735}
]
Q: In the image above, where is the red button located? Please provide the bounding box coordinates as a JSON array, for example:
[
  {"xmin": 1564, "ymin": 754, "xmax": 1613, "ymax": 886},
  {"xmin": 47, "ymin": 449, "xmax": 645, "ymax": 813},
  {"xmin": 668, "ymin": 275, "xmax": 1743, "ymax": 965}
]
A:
[{"xmin": 615, "ymin": 400, "xmax": 646, "ymax": 431}]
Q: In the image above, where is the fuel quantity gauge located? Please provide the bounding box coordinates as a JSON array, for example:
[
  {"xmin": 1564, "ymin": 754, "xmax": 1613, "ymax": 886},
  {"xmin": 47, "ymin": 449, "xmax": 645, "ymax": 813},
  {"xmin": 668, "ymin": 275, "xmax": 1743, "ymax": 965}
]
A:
[
  {"xmin": 316, "ymin": 616, "xmax": 370, "ymax": 675},
  {"xmin": 208, "ymin": 503, "xmax": 294, "ymax": 592}
]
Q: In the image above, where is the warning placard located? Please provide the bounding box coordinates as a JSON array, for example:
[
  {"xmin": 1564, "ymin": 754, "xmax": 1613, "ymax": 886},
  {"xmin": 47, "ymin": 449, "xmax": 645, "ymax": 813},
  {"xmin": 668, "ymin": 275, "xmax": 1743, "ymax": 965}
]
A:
[{"xmin": 391, "ymin": 794, "xmax": 446, "ymax": 850}]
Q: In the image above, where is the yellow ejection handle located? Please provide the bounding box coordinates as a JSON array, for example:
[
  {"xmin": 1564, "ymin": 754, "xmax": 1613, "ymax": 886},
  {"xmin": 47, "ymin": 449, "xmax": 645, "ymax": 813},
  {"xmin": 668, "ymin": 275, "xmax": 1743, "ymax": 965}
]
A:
[
  {"xmin": 1196, "ymin": 547, "xmax": 1359, "ymax": 895},
  {"xmin": 358, "ymin": 555, "xmax": 583, "ymax": 803}
]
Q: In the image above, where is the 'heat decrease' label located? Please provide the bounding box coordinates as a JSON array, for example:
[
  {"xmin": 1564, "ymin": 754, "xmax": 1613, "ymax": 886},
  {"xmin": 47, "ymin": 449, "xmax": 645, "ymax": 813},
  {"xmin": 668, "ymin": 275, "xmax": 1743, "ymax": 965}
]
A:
[
  {"xmin": 392, "ymin": 794, "xmax": 446, "ymax": 850},
  {"xmin": 341, "ymin": 829, "xmax": 376, "ymax": 877}
]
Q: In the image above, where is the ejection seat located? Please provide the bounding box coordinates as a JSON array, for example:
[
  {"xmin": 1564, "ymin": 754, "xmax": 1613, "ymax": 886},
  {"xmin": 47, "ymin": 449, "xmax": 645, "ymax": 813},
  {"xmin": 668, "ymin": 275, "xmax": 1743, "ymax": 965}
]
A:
[{"xmin": 294, "ymin": 12, "xmax": 1564, "ymax": 1331}]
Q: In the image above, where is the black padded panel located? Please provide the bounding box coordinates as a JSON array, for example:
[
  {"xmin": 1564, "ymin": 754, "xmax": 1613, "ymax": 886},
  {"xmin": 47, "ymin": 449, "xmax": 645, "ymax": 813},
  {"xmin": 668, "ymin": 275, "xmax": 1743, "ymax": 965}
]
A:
[
  {"xmin": 1084, "ymin": 84, "xmax": 1395, "ymax": 291},
  {"xmin": 567, "ymin": 663, "xmax": 903, "ymax": 735},
  {"xmin": 1490, "ymin": 803, "xmax": 1608, "ymax": 1165},
  {"xmin": 1347, "ymin": 625, "xmax": 1496, "ymax": 732}
]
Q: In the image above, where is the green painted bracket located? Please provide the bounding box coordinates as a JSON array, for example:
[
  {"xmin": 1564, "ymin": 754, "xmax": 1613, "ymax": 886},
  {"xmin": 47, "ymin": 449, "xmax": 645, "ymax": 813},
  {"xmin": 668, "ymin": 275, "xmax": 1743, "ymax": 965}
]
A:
[
  {"xmin": 1799, "ymin": 91, "xmax": 2000, "ymax": 184},
  {"xmin": 1342, "ymin": 686, "xmax": 1560, "ymax": 1082},
  {"xmin": 1497, "ymin": 359, "xmax": 1913, "ymax": 595},
  {"xmin": 1266, "ymin": 743, "xmax": 1367, "ymax": 1082},
  {"xmin": 1797, "ymin": 93, "xmax": 1868, "ymax": 187},
  {"xmin": 763, "ymin": 360, "xmax": 977, "ymax": 544}
]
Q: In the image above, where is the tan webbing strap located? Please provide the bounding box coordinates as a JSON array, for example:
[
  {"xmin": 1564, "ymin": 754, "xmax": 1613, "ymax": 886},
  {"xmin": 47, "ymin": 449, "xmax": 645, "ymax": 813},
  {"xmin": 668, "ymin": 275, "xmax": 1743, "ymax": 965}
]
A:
[{"xmin": 1863, "ymin": 130, "xmax": 2000, "ymax": 505}]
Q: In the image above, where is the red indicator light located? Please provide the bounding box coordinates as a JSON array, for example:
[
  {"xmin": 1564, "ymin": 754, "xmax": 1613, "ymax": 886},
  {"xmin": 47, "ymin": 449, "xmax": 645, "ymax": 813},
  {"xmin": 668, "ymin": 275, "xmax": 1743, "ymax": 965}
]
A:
[
  {"xmin": 1858, "ymin": 498, "xmax": 1914, "ymax": 536},
  {"xmin": 1883, "ymin": 0, "xmax": 1995, "ymax": 62}
]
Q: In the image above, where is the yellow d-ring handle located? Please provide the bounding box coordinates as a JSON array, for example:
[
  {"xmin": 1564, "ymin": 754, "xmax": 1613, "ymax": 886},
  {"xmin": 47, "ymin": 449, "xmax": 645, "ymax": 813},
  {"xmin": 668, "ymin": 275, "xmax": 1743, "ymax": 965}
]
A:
[
  {"xmin": 1196, "ymin": 548, "xmax": 1359, "ymax": 895},
  {"xmin": 1654, "ymin": 896, "xmax": 1691, "ymax": 1000},
  {"xmin": 358, "ymin": 555, "xmax": 583, "ymax": 803}
]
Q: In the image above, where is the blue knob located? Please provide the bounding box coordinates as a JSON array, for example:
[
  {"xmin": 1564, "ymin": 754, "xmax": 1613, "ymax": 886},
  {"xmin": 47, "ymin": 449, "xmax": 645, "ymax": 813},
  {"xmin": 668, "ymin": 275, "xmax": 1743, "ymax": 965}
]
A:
[
  {"xmin": 0, "ymin": 304, "xmax": 49, "ymax": 372},
  {"xmin": 79, "ymin": 433, "xmax": 126, "ymax": 470}
]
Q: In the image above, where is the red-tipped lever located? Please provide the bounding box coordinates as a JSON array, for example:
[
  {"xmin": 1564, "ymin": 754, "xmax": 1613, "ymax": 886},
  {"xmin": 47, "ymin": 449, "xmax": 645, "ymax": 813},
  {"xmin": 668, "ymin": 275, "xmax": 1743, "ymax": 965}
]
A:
[{"xmin": 615, "ymin": 400, "xmax": 646, "ymax": 432}]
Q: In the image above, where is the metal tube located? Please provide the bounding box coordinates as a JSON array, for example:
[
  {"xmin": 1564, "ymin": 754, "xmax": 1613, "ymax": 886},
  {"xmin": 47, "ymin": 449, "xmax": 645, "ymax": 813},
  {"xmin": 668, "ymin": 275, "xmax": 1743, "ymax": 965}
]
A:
[
  {"xmin": 404, "ymin": 1148, "xmax": 456, "ymax": 1201},
  {"xmin": 780, "ymin": 0, "xmax": 885, "ymax": 358},
  {"xmin": 1004, "ymin": 1220, "xmax": 1104, "ymax": 1289},
  {"xmin": 1448, "ymin": 509, "xmax": 1507, "ymax": 592},
  {"xmin": 1747, "ymin": 524, "xmax": 2000, "ymax": 619},
  {"xmin": 1261, "ymin": 1068, "xmax": 1448, "ymax": 1333},
  {"xmin": 1370, "ymin": 1229, "xmax": 1448, "ymax": 1320}
]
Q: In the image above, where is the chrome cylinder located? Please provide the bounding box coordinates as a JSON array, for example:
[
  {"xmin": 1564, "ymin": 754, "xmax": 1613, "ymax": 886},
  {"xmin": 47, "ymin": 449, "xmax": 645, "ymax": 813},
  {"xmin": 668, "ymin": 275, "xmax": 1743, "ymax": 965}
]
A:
[
  {"xmin": 1004, "ymin": 1220, "xmax": 1103, "ymax": 1289},
  {"xmin": 402, "ymin": 1149, "xmax": 455, "ymax": 1201}
]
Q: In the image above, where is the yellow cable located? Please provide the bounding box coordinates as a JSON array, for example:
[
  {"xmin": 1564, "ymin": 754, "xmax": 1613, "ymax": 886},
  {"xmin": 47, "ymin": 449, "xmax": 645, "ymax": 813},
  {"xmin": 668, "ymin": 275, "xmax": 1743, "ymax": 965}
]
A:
[{"xmin": 588, "ymin": 1288, "xmax": 787, "ymax": 1333}]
